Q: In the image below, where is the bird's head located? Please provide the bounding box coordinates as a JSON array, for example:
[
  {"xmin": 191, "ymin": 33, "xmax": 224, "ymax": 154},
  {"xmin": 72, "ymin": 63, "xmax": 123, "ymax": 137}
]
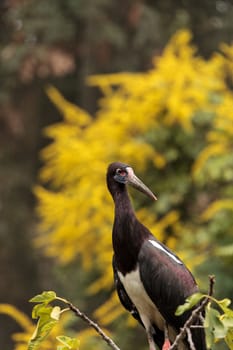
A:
[{"xmin": 107, "ymin": 162, "xmax": 157, "ymax": 201}]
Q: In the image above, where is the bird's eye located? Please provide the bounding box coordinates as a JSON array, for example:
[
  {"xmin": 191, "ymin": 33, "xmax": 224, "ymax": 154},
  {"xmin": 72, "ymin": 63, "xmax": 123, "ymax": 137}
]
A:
[{"xmin": 116, "ymin": 168, "xmax": 127, "ymax": 177}]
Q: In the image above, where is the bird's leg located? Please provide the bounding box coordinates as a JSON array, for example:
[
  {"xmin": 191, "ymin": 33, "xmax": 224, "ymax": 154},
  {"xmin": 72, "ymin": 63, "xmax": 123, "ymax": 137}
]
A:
[
  {"xmin": 162, "ymin": 323, "xmax": 171, "ymax": 350},
  {"xmin": 146, "ymin": 325, "xmax": 157, "ymax": 350}
]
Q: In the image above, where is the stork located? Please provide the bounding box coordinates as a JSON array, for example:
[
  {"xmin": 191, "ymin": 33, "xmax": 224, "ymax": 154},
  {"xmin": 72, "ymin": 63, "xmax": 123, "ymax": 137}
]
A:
[{"xmin": 106, "ymin": 162, "xmax": 206, "ymax": 350}]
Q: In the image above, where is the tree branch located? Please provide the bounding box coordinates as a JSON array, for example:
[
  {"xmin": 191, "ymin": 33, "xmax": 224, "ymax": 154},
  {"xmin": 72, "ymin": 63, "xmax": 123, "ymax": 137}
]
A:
[
  {"xmin": 169, "ymin": 275, "xmax": 215, "ymax": 350},
  {"xmin": 186, "ymin": 328, "xmax": 196, "ymax": 350},
  {"xmin": 67, "ymin": 301, "xmax": 121, "ymax": 350},
  {"xmin": 64, "ymin": 276, "xmax": 215, "ymax": 350}
]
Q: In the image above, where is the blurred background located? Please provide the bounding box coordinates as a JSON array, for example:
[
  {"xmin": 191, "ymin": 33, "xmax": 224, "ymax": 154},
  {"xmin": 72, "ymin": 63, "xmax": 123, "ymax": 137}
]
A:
[{"xmin": 0, "ymin": 1, "xmax": 233, "ymax": 349}]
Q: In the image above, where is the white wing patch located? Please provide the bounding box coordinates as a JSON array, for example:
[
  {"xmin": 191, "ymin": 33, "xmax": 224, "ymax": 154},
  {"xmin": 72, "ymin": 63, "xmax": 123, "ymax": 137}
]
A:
[{"xmin": 148, "ymin": 240, "xmax": 183, "ymax": 265}]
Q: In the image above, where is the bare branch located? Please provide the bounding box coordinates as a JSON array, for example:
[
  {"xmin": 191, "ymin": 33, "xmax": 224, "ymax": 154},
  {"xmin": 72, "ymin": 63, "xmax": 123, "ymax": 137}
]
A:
[
  {"xmin": 67, "ymin": 301, "xmax": 121, "ymax": 350},
  {"xmin": 186, "ymin": 328, "xmax": 196, "ymax": 350},
  {"xmin": 169, "ymin": 275, "xmax": 215, "ymax": 350}
]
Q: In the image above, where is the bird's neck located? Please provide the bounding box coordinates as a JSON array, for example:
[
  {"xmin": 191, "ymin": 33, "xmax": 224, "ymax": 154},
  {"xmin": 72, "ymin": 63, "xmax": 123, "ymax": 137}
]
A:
[
  {"xmin": 113, "ymin": 187, "xmax": 135, "ymax": 217},
  {"xmin": 112, "ymin": 187, "xmax": 145, "ymax": 274}
]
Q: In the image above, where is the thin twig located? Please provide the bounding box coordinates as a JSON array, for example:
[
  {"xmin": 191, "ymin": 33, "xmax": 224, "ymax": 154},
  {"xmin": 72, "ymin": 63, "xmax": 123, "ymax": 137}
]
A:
[
  {"xmin": 186, "ymin": 328, "xmax": 196, "ymax": 350},
  {"xmin": 199, "ymin": 313, "xmax": 205, "ymax": 324},
  {"xmin": 67, "ymin": 301, "xmax": 121, "ymax": 350},
  {"xmin": 169, "ymin": 275, "xmax": 215, "ymax": 350}
]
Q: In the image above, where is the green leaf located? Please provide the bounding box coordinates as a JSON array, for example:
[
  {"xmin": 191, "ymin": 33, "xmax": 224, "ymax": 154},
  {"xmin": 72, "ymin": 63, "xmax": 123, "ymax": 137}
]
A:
[
  {"xmin": 32, "ymin": 304, "xmax": 53, "ymax": 319},
  {"xmin": 204, "ymin": 305, "xmax": 217, "ymax": 348},
  {"xmin": 175, "ymin": 292, "xmax": 204, "ymax": 316},
  {"xmin": 217, "ymin": 298, "xmax": 231, "ymax": 310},
  {"xmin": 28, "ymin": 299, "xmax": 59, "ymax": 350},
  {"xmin": 56, "ymin": 335, "xmax": 80, "ymax": 350},
  {"xmin": 225, "ymin": 308, "xmax": 233, "ymax": 318},
  {"xmin": 213, "ymin": 319, "xmax": 227, "ymax": 339},
  {"xmin": 221, "ymin": 313, "xmax": 233, "ymax": 328},
  {"xmin": 28, "ymin": 315, "xmax": 58, "ymax": 350},
  {"xmin": 219, "ymin": 302, "xmax": 233, "ymax": 327},
  {"xmin": 204, "ymin": 303, "xmax": 227, "ymax": 349},
  {"xmin": 30, "ymin": 291, "xmax": 57, "ymax": 304},
  {"xmin": 225, "ymin": 328, "xmax": 233, "ymax": 350}
]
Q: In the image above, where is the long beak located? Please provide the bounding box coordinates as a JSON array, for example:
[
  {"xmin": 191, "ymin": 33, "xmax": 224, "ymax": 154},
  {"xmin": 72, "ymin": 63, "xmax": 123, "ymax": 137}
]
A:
[{"xmin": 126, "ymin": 167, "xmax": 157, "ymax": 201}]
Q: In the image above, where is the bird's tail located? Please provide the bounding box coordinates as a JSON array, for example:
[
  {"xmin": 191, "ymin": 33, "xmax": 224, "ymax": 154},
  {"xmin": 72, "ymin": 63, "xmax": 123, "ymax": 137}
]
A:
[{"xmin": 190, "ymin": 319, "xmax": 207, "ymax": 350}]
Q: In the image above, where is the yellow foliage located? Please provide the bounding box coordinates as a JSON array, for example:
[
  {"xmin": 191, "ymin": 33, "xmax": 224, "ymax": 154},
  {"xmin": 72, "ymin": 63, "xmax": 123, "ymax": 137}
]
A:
[
  {"xmin": 88, "ymin": 30, "xmax": 224, "ymax": 133},
  {"xmin": 192, "ymin": 91, "xmax": 233, "ymax": 175},
  {"xmin": 0, "ymin": 304, "xmax": 32, "ymax": 332},
  {"xmin": 94, "ymin": 292, "xmax": 124, "ymax": 326},
  {"xmin": 32, "ymin": 29, "xmax": 233, "ymax": 345},
  {"xmin": 0, "ymin": 303, "xmax": 79, "ymax": 350},
  {"xmin": 192, "ymin": 143, "xmax": 228, "ymax": 175},
  {"xmin": 46, "ymin": 85, "xmax": 91, "ymax": 126},
  {"xmin": 202, "ymin": 199, "xmax": 233, "ymax": 221},
  {"xmin": 37, "ymin": 29, "xmax": 229, "ymax": 268}
]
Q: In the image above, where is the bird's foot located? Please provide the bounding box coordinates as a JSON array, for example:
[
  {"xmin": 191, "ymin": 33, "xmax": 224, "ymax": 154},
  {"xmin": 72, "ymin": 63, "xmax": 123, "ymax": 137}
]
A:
[
  {"xmin": 162, "ymin": 338, "xmax": 171, "ymax": 350},
  {"xmin": 162, "ymin": 322, "xmax": 171, "ymax": 350}
]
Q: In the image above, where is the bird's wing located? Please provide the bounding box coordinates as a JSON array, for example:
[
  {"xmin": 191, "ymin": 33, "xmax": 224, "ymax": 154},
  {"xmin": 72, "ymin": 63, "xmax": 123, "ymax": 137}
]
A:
[
  {"xmin": 138, "ymin": 238, "xmax": 197, "ymax": 327},
  {"xmin": 138, "ymin": 239, "xmax": 206, "ymax": 349}
]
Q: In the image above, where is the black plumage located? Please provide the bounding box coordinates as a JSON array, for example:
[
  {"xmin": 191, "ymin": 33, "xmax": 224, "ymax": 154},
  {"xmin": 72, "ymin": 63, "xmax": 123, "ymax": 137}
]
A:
[{"xmin": 107, "ymin": 162, "xmax": 206, "ymax": 350}]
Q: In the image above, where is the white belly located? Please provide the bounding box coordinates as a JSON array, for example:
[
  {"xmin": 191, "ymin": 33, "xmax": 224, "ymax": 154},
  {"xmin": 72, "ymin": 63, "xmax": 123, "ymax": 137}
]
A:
[
  {"xmin": 118, "ymin": 266, "xmax": 165, "ymax": 331},
  {"xmin": 118, "ymin": 266, "xmax": 187, "ymax": 349}
]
